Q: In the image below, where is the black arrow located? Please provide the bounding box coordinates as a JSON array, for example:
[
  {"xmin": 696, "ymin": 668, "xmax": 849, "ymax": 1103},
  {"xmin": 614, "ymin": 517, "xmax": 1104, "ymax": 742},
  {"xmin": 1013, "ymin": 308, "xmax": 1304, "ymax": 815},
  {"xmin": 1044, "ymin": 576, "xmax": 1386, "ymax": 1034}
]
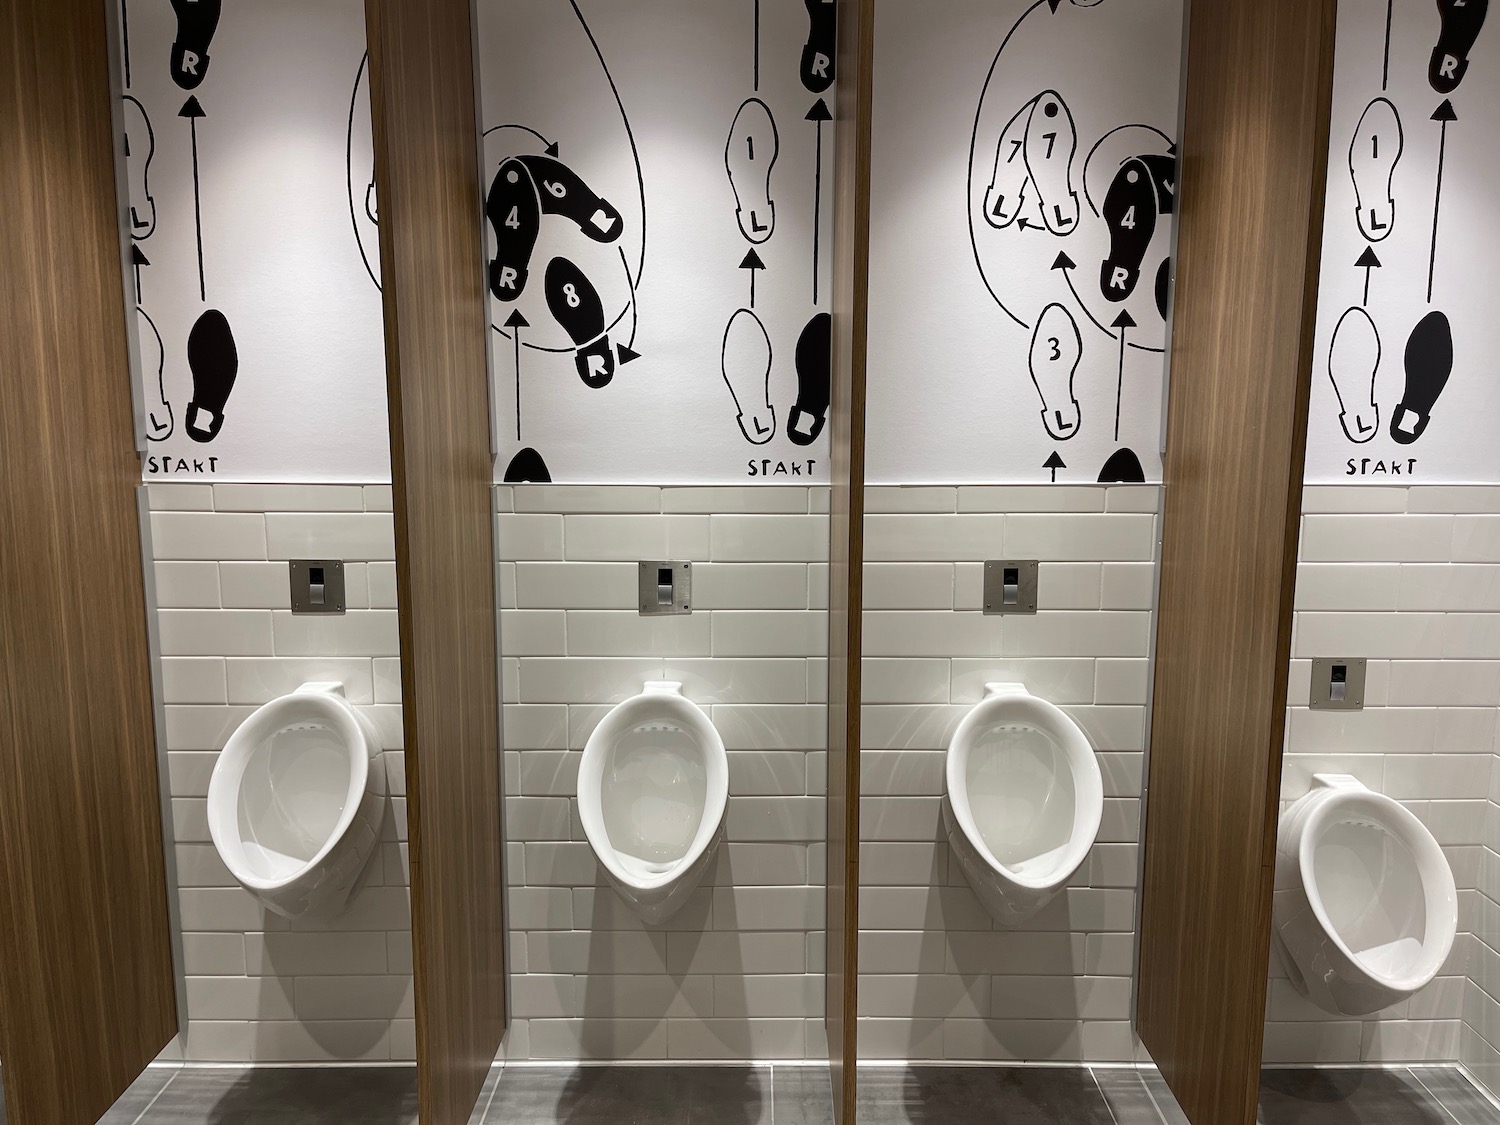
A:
[
  {"xmin": 130, "ymin": 245, "xmax": 149, "ymax": 305},
  {"xmin": 1111, "ymin": 310, "xmax": 1137, "ymax": 442},
  {"xmin": 740, "ymin": 248, "xmax": 767, "ymax": 308},
  {"xmin": 1046, "ymin": 0, "xmax": 1063, "ymax": 11},
  {"xmin": 617, "ymin": 344, "xmax": 642, "ymax": 365},
  {"xmin": 808, "ymin": 98, "xmax": 832, "ymax": 305},
  {"xmin": 180, "ymin": 96, "xmax": 207, "ymax": 301},
  {"xmin": 754, "ymin": 0, "xmax": 761, "ymax": 91},
  {"xmin": 1428, "ymin": 99, "xmax": 1456, "ymax": 304},
  {"xmin": 545, "ymin": 140, "xmax": 559, "ymax": 157},
  {"xmin": 1382, "ymin": 0, "xmax": 1394, "ymax": 90},
  {"xmin": 1044, "ymin": 451, "xmax": 1066, "ymax": 483},
  {"xmin": 1356, "ymin": 246, "xmax": 1382, "ymax": 306},
  {"xmin": 505, "ymin": 310, "xmax": 529, "ymax": 441}
]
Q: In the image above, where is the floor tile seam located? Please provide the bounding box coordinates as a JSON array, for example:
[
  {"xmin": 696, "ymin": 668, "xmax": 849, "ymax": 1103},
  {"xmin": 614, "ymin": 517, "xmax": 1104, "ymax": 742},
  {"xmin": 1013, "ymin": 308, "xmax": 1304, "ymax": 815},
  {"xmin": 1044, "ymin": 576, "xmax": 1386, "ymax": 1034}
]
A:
[{"xmin": 127, "ymin": 1069, "xmax": 180, "ymax": 1125}]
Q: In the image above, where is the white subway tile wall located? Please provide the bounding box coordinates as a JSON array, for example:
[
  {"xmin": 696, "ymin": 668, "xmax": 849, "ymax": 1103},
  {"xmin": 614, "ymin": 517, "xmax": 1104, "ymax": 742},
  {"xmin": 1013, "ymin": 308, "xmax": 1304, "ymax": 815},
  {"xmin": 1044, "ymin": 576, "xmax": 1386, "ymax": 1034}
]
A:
[
  {"xmin": 150, "ymin": 484, "xmax": 412, "ymax": 1063},
  {"xmin": 857, "ymin": 486, "xmax": 1158, "ymax": 1063},
  {"xmin": 497, "ymin": 486, "xmax": 831, "ymax": 1062},
  {"xmin": 1266, "ymin": 486, "xmax": 1500, "ymax": 1071}
]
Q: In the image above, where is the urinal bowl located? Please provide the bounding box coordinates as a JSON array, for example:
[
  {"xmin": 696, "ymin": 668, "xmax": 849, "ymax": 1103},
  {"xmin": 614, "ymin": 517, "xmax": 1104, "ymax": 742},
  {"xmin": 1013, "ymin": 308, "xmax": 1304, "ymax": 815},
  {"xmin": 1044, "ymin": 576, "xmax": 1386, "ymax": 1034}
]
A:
[
  {"xmin": 1273, "ymin": 774, "xmax": 1457, "ymax": 1016},
  {"xmin": 208, "ymin": 683, "xmax": 386, "ymax": 919},
  {"xmin": 943, "ymin": 684, "xmax": 1103, "ymax": 925},
  {"xmin": 578, "ymin": 682, "xmax": 729, "ymax": 925}
]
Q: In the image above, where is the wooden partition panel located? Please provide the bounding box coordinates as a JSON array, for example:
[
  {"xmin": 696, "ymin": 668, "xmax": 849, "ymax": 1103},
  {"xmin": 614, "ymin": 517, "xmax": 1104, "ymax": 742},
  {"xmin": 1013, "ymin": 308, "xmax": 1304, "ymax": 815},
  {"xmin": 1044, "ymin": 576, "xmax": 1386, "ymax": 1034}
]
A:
[
  {"xmin": 0, "ymin": 0, "xmax": 179, "ymax": 1121},
  {"xmin": 825, "ymin": 1, "xmax": 875, "ymax": 1120},
  {"xmin": 364, "ymin": 3, "xmax": 507, "ymax": 1124},
  {"xmin": 1135, "ymin": 2, "xmax": 1337, "ymax": 1123}
]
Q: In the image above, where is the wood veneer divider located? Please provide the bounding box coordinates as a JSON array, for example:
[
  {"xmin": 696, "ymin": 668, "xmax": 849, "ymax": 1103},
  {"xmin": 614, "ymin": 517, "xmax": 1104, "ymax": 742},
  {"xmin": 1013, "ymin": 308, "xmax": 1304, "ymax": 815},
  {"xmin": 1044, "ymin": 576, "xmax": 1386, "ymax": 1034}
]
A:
[
  {"xmin": 1135, "ymin": 1, "xmax": 1338, "ymax": 1122},
  {"xmin": 363, "ymin": 2, "xmax": 507, "ymax": 1122},
  {"xmin": 826, "ymin": 1, "xmax": 875, "ymax": 1121},
  {"xmin": 0, "ymin": 0, "xmax": 179, "ymax": 1121}
]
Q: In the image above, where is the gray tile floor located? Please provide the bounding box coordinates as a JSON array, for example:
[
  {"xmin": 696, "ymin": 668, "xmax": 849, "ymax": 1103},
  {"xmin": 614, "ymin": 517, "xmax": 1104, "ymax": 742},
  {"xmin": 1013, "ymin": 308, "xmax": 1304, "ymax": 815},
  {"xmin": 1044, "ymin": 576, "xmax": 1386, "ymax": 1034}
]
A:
[{"xmin": 47, "ymin": 1062, "xmax": 1500, "ymax": 1125}]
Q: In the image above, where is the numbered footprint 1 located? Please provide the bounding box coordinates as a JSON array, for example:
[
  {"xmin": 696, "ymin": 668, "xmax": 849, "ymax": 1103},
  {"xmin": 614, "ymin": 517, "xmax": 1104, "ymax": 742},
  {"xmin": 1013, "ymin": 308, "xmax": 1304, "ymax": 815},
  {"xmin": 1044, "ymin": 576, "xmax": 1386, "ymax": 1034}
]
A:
[
  {"xmin": 727, "ymin": 99, "xmax": 780, "ymax": 245},
  {"xmin": 1328, "ymin": 307, "xmax": 1382, "ymax": 444},
  {"xmin": 1350, "ymin": 98, "xmax": 1403, "ymax": 243},
  {"xmin": 801, "ymin": 0, "xmax": 837, "ymax": 93},
  {"xmin": 984, "ymin": 97, "xmax": 1039, "ymax": 231},
  {"xmin": 487, "ymin": 158, "xmax": 543, "ymax": 301},
  {"xmin": 516, "ymin": 154, "xmax": 625, "ymax": 243},
  {"xmin": 1022, "ymin": 92, "xmax": 1079, "ymax": 235},
  {"xmin": 545, "ymin": 257, "xmax": 615, "ymax": 389},
  {"xmin": 1391, "ymin": 310, "xmax": 1454, "ymax": 445},
  {"xmin": 1029, "ymin": 304, "xmax": 1083, "ymax": 441},
  {"xmin": 1099, "ymin": 157, "xmax": 1160, "ymax": 303},
  {"xmin": 788, "ymin": 313, "xmax": 833, "ymax": 447}
]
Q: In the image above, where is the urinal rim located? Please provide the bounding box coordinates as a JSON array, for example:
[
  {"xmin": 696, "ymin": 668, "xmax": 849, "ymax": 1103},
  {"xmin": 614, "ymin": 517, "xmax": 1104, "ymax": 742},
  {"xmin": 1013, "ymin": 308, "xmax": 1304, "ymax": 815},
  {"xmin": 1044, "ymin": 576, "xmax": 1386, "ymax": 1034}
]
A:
[
  {"xmin": 208, "ymin": 686, "xmax": 379, "ymax": 892},
  {"xmin": 1297, "ymin": 779, "xmax": 1458, "ymax": 993},
  {"xmin": 945, "ymin": 683, "xmax": 1103, "ymax": 891},
  {"xmin": 578, "ymin": 682, "xmax": 729, "ymax": 893}
]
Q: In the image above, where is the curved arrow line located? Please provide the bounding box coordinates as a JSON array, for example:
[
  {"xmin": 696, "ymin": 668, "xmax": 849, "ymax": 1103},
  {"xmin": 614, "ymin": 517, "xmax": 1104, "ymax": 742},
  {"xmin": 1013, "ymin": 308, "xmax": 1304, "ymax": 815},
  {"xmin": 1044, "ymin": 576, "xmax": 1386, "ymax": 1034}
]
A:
[
  {"xmin": 491, "ymin": 248, "xmax": 636, "ymax": 354},
  {"xmin": 1081, "ymin": 122, "xmax": 1173, "ymax": 216},
  {"xmin": 570, "ymin": 0, "xmax": 646, "ymax": 289},
  {"xmin": 967, "ymin": 0, "xmax": 1050, "ymax": 332},
  {"xmin": 348, "ymin": 55, "xmax": 380, "ymax": 291},
  {"xmin": 482, "ymin": 122, "xmax": 556, "ymax": 151}
]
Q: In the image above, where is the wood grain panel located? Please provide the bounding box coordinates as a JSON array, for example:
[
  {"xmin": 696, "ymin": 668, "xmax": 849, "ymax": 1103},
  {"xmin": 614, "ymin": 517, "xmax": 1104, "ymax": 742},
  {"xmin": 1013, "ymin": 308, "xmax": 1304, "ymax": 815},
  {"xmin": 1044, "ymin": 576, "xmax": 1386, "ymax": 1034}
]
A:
[
  {"xmin": 1135, "ymin": 2, "xmax": 1337, "ymax": 1123},
  {"xmin": 825, "ymin": 1, "xmax": 875, "ymax": 1120},
  {"xmin": 363, "ymin": 3, "xmax": 507, "ymax": 1123},
  {"xmin": 0, "ymin": 0, "xmax": 179, "ymax": 1121}
]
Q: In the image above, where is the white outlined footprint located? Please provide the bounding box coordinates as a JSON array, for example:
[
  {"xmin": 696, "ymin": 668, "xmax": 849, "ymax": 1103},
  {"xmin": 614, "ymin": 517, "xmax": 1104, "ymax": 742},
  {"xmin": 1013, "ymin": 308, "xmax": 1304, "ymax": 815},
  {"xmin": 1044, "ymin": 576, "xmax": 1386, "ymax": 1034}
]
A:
[
  {"xmin": 138, "ymin": 307, "xmax": 173, "ymax": 442},
  {"xmin": 123, "ymin": 96, "xmax": 156, "ymax": 240},
  {"xmin": 727, "ymin": 99, "xmax": 779, "ymax": 245},
  {"xmin": 1350, "ymin": 98, "xmax": 1403, "ymax": 244},
  {"xmin": 1030, "ymin": 303, "xmax": 1083, "ymax": 441},
  {"xmin": 984, "ymin": 96, "xmax": 1038, "ymax": 230},
  {"xmin": 722, "ymin": 309, "xmax": 776, "ymax": 445},
  {"xmin": 1329, "ymin": 306, "xmax": 1381, "ymax": 444},
  {"xmin": 1023, "ymin": 91, "xmax": 1079, "ymax": 235}
]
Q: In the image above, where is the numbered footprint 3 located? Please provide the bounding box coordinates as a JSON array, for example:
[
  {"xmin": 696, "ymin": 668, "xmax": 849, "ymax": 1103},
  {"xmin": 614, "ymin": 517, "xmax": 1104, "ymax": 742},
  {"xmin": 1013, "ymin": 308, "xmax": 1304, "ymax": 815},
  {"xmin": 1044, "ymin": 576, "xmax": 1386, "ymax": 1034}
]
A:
[{"xmin": 1029, "ymin": 304, "xmax": 1083, "ymax": 441}]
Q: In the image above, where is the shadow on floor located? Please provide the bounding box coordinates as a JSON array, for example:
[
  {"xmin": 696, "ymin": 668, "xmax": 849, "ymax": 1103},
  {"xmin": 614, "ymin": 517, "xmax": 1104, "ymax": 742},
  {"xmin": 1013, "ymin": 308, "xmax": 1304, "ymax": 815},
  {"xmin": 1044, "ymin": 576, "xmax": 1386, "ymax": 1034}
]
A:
[
  {"xmin": 1258, "ymin": 1067, "xmax": 1500, "ymax": 1125},
  {"xmin": 486, "ymin": 1066, "xmax": 772, "ymax": 1125},
  {"xmin": 146, "ymin": 1066, "xmax": 418, "ymax": 1125}
]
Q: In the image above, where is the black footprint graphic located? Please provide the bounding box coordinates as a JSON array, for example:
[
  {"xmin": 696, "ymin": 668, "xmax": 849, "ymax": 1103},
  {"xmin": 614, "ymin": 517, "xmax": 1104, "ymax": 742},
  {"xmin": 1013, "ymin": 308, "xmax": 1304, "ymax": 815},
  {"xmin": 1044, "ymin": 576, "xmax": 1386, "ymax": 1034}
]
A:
[
  {"xmin": 516, "ymin": 155, "xmax": 624, "ymax": 243},
  {"xmin": 505, "ymin": 448, "xmax": 553, "ymax": 484},
  {"xmin": 1391, "ymin": 310, "xmax": 1453, "ymax": 445},
  {"xmin": 545, "ymin": 258, "xmax": 615, "ymax": 389},
  {"xmin": 1138, "ymin": 153, "xmax": 1178, "ymax": 216},
  {"xmin": 1431, "ymin": 0, "xmax": 1488, "ymax": 94},
  {"xmin": 801, "ymin": 0, "xmax": 837, "ymax": 94},
  {"xmin": 185, "ymin": 309, "xmax": 238, "ymax": 443},
  {"xmin": 487, "ymin": 158, "xmax": 541, "ymax": 302},
  {"xmin": 1098, "ymin": 448, "xmax": 1146, "ymax": 483},
  {"xmin": 788, "ymin": 313, "xmax": 832, "ymax": 447},
  {"xmin": 1100, "ymin": 158, "xmax": 1159, "ymax": 303},
  {"xmin": 1155, "ymin": 258, "xmax": 1172, "ymax": 322},
  {"xmin": 170, "ymin": 0, "xmax": 222, "ymax": 91}
]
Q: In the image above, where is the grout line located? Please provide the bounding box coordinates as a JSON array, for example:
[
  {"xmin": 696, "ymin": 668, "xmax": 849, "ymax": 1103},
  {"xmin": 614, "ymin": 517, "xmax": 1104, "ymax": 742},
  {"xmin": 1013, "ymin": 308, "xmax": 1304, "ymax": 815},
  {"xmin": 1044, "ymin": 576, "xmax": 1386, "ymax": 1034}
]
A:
[
  {"xmin": 1408, "ymin": 1065, "xmax": 1465, "ymax": 1125},
  {"xmin": 1088, "ymin": 1065, "xmax": 1123, "ymax": 1125},
  {"xmin": 127, "ymin": 1067, "xmax": 180, "ymax": 1125}
]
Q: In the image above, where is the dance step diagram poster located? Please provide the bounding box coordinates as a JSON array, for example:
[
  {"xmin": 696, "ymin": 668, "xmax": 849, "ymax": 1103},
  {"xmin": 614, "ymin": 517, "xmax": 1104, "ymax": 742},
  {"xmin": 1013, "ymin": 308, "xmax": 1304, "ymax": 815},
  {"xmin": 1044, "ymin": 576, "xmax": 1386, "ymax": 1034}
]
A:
[
  {"xmin": 121, "ymin": 0, "xmax": 391, "ymax": 483},
  {"xmin": 1307, "ymin": 0, "xmax": 1496, "ymax": 483},
  {"xmin": 865, "ymin": 0, "xmax": 1185, "ymax": 486},
  {"xmin": 462, "ymin": 0, "xmax": 836, "ymax": 485}
]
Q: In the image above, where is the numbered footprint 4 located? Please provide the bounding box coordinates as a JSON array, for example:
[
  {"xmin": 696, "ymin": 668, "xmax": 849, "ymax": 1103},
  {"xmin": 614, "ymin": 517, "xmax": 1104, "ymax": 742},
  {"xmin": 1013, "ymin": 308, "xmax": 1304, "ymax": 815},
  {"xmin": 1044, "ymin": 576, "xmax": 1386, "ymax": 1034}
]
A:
[
  {"xmin": 487, "ymin": 158, "xmax": 543, "ymax": 301},
  {"xmin": 1100, "ymin": 157, "xmax": 1160, "ymax": 302}
]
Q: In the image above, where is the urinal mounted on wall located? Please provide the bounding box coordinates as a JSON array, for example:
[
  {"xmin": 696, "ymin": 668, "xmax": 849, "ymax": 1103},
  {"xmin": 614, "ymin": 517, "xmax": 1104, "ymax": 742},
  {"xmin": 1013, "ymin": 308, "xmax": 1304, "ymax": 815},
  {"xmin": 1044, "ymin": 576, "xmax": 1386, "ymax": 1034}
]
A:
[
  {"xmin": 943, "ymin": 683, "xmax": 1104, "ymax": 925},
  {"xmin": 578, "ymin": 682, "xmax": 729, "ymax": 925},
  {"xmin": 207, "ymin": 682, "xmax": 386, "ymax": 919}
]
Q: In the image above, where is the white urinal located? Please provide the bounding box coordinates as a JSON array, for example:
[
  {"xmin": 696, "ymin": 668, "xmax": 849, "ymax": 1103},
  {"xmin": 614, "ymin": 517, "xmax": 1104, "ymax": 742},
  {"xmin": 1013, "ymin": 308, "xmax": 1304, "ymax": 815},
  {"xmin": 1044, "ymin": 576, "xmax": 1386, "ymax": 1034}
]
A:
[
  {"xmin": 1273, "ymin": 774, "xmax": 1457, "ymax": 1015},
  {"xmin": 578, "ymin": 682, "xmax": 728, "ymax": 925},
  {"xmin": 943, "ymin": 683, "xmax": 1103, "ymax": 924},
  {"xmin": 208, "ymin": 682, "xmax": 385, "ymax": 919}
]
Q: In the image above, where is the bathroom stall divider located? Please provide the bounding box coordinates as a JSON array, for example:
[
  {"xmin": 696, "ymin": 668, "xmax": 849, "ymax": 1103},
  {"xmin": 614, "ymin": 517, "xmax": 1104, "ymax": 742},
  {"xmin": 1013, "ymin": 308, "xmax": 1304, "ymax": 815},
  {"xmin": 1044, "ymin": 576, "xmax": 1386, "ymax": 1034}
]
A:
[
  {"xmin": 364, "ymin": 3, "xmax": 507, "ymax": 1124},
  {"xmin": 0, "ymin": 0, "xmax": 180, "ymax": 1122},
  {"xmin": 1136, "ymin": 1, "xmax": 1338, "ymax": 1123},
  {"xmin": 826, "ymin": 1, "xmax": 876, "ymax": 1122}
]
